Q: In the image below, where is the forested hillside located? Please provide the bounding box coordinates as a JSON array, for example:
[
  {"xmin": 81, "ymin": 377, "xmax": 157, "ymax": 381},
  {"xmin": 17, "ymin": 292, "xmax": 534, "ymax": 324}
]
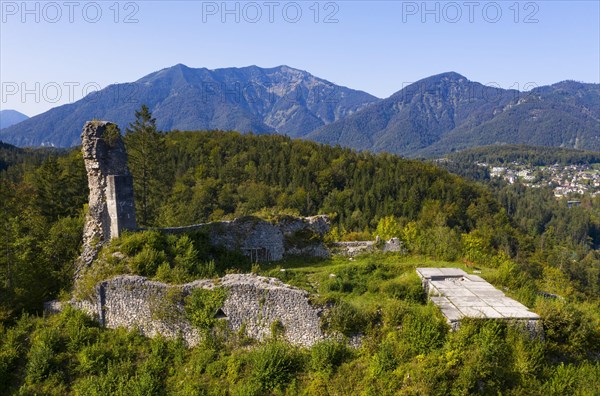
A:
[
  {"xmin": 308, "ymin": 75, "xmax": 600, "ymax": 157},
  {"xmin": 2, "ymin": 129, "xmax": 600, "ymax": 315},
  {"xmin": 1, "ymin": 129, "xmax": 599, "ymax": 394},
  {"xmin": 447, "ymin": 145, "xmax": 600, "ymax": 166},
  {"xmin": 421, "ymin": 81, "xmax": 600, "ymax": 156},
  {"xmin": 153, "ymin": 131, "xmax": 487, "ymax": 231}
]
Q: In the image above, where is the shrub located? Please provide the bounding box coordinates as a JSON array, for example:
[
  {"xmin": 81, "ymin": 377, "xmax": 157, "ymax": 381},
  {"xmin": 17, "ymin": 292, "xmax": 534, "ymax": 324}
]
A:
[
  {"xmin": 450, "ymin": 320, "xmax": 512, "ymax": 393},
  {"xmin": 248, "ymin": 341, "xmax": 302, "ymax": 393},
  {"xmin": 536, "ymin": 299, "xmax": 600, "ymax": 361},
  {"xmin": 321, "ymin": 300, "xmax": 368, "ymax": 336},
  {"xmin": 185, "ymin": 287, "xmax": 228, "ymax": 333},
  {"xmin": 376, "ymin": 215, "xmax": 404, "ymax": 240},
  {"xmin": 371, "ymin": 335, "xmax": 400, "ymax": 376},
  {"xmin": 309, "ymin": 340, "xmax": 350, "ymax": 374},
  {"xmin": 130, "ymin": 246, "xmax": 167, "ymax": 276},
  {"xmin": 270, "ymin": 320, "xmax": 285, "ymax": 340},
  {"xmin": 0, "ymin": 315, "xmax": 34, "ymax": 392},
  {"xmin": 400, "ymin": 307, "xmax": 447, "ymax": 356},
  {"xmin": 380, "ymin": 273, "xmax": 424, "ymax": 303},
  {"xmin": 154, "ymin": 262, "xmax": 192, "ymax": 284},
  {"xmin": 118, "ymin": 231, "xmax": 165, "ymax": 256},
  {"xmin": 76, "ymin": 342, "xmax": 111, "ymax": 375},
  {"xmin": 341, "ymin": 231, "xmax": 372, "ymax": 242},
  {"xmin": 197, "ymin": 259, "xmax": 217, "ymax": 278},
  {"xmin": 25, "ymin": 327, "xmax": 61, "ymax": 384},
  {"xmin": 173, "ymin": 235, "xmax": 199, "ymax": 274},
  {"xmin": 381, "ymin": 300, "xmax": 411, "ymax": 327}
]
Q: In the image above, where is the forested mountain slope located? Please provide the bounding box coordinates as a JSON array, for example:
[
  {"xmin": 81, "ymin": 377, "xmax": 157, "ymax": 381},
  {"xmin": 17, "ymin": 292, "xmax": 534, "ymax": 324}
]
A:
[
  {"xmin": 0, "ymin": 65, "xmax": 378, "ymax": 147},
  {"xmin": 1, "ymin": 130, "xmax": 599, "ymax": 395},
  {"xmin": 309, "ymin": 75, "xmax": 600, "ymax": 157}
]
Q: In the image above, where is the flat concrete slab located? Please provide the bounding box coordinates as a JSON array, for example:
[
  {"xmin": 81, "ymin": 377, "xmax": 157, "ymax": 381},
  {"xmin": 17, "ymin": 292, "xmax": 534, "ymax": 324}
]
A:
[
  {"xmin": 464, "ymin": 274, "xmax": 486, "ymax": 282},
  {"xmin": 438, "ymin": 268, "xmax": 468, "ymax": 277},
  {"xmin": 430, "ymin": 296, "xmax": 450, "ymax": 304},
  {"xmin": 416, "ymin": 268, "xmax": 446, "ymax": 278},
  {"xmin": 440, "ymin": 306, "xmax": 464, "ymax": 321},
  {"xmin": 416, "ymin": 268, "xmax": 540, "ymax": 324}
]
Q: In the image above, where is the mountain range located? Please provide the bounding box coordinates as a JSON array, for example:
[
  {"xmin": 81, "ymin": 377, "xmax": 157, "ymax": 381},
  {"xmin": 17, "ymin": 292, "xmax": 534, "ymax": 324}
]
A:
[
  {"xmin": 308, "ymin": 74, "xmax": 600, "ymax": 157},
  {"xmin": 0, "ymin": 65, "xmax": 377, "ymax": 147},
  {"xmin": 1, "ymin": 65, "xmax": 598, "ymax": 156},
  {"xmin": 0, "ymin": 110, "xmax": 29, "ymax": 130}
]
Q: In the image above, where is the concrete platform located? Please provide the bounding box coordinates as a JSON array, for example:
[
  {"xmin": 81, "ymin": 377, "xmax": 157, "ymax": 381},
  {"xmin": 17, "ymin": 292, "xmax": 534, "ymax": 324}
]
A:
[{"xmin": 416, "ymin": 268, "xmax": 540, "ymax": 327}]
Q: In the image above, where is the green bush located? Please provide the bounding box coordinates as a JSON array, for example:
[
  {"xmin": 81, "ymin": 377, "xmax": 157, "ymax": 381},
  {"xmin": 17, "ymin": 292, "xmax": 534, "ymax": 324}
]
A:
[
  {"xmin": 536, "ymin": 299, "xmax": 600, "ymax": 361},
  {"xmin": 118, "ymin": 231, "xmax": 166, "ymax": 256},
  {"xmin": 248, "ymin": 341, "xmax": 302, "ymax": 393},
  {"xmin": 381, "ymin": 300, "xmax": 411, "ymax": 327},
  {"xmin": 76, "ymin": 342, "xmax": 112, "ymax": 375},
  {"xmin": 185, "ymin": 287, "xmax": 228, "ymax": 333},
  {"xmin": 309, "ymin": 340, "xmax": 350, "ymax": 374},
  {"xmin": 400, "ymin": 307, "xmax": 447, "ymax": 356},
  {"xmin": 173, "ymin": 235, "xmax": 199, "ymax": 274},
  {"xmin": 371, "ymin": 335, "xmax": 400, "ymax": 376},
  {"xmin": 197, "ymin": 259, "xmax": 217, "ymax": 279},
  {"xmin": 449, "ymin": 320, "xmax": 512, "ymax": 394},
  {"xmin": 130, "ymin": 246, "xmax": 167, "ymax": 276},
  {"xmin": 321, "ymin": 300, "xmax": 369, "ymax": 336},
  {"xmin": 0, "ymin": 315, "xmax": 34, "ymax": 392},
  {"xmin": 380, "ymin": 273, "xmax": 424, "ymax": 303},
  {"xmin": 25, "ymin": 327, "xmax": 61, "ymax": 384}
]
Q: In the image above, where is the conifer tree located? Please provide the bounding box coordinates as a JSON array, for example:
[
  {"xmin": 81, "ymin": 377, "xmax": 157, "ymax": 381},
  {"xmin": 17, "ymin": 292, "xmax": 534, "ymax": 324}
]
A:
[{"xmin": 124, "ymin": 105, "xmax": 168, "ymax": 226}]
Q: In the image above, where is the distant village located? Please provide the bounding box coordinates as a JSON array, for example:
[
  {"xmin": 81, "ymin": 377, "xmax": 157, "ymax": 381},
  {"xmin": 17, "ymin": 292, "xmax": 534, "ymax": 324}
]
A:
[{"xmin": 481, "ymin": 162, "xmax": 600, "ymax": 198}]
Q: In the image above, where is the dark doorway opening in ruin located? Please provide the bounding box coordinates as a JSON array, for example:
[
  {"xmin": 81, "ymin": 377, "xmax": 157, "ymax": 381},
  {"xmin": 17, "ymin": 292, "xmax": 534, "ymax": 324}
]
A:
[
  {"xmin": 215, "ymin": 308, "xmax": 227, "ymax": 319},
  {"xmin": 244, "ymin": 247, "xmax": 272, "ymax": 262}
]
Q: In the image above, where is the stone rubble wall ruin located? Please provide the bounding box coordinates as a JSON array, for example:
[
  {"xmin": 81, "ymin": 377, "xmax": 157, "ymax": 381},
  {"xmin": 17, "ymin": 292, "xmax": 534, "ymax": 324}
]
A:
[
  {"xmin": 79, "ymin": 120, "xmax": 330, "ymax": 265},
  {"xmin": 331, "ymin": 237, "xmax": 404, "ymax": 256},
  {"xmin": 79, "ymin": 121, "xmax": 136, "ymax": 274},
  {"xmin": 71, "ymin": 120, "xmax": 334, "ymax": 346},
  {"xmin": 72, "ymin": 274, "xmax": 326, "ymax": 347},
  {"xmin": 157, "ymin": 215, "xmax": 331, "ymax": 261}
]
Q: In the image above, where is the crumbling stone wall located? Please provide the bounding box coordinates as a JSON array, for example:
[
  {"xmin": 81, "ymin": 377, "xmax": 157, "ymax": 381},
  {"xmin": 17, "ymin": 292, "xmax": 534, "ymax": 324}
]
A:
[
  {"xmin": 79, "ymin": 121, "xmax": 136, "ymax": 274},
  {"xmin": 331, "ymin": 237, "xmax": 404, "ymax": 256},
  {"xmin": 207, "ymin": 218, "xmax": 286, "ymax": 260},
  {"xmin": 159, "ymin": 215, "xmax": 331, "ymax": 261},
  {"xmin": 79, "ymin": 120, "xmax": 330, "ymax": 265},
  {"xmin": 74, "ymin": 121, "xmax": 334, "ymax": 346},
  {"xmin": 73, "ymin": 274, "xmax": 326, "ymax": 347}
]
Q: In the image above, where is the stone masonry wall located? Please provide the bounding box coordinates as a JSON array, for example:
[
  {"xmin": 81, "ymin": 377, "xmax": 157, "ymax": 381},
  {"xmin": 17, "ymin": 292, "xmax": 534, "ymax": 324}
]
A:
[
  {"xmin": 331, "ymin": 237, "xmax": 404, "ymax": 256},
  {"xmin": 73, "ymin": 274, "xmax": 326, "ymax": 347},
  {"xmin": 158, "ymin": 215, "xmax": 331, "ymax": 261},
  {"xmin": 74, "ymin": 121, "xmax": 332, "ymax": 348},
  {"xmin": 79, "ymin": 121, "xmax": 136, "ymax": 275},
  {"xmin": 79, "ymin": 120, "xmax": 328, "ymax": 266}
]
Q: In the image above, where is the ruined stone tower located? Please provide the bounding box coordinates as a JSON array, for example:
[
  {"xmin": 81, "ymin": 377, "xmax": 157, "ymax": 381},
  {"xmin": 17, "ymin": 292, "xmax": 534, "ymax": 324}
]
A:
[{"xmin": 78, "ymin": 121, "xmax": 136, "ymax": 274}]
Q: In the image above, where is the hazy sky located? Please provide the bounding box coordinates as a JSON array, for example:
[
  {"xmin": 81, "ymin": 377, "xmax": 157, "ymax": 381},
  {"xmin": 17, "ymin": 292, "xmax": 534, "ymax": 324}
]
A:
[{"xmin": 1, "ymin": 0, "xmax": 599, "ymax": 116}]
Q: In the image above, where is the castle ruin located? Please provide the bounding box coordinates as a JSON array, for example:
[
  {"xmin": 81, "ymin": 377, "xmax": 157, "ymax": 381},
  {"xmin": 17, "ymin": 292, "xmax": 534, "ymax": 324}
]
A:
[
  {"xmin": 79, "ymin": 121, "xmax": 137, "ymax": 274},
  {"xmin": 71, "ymin": 121, "xmax": 332, "ymax": 346}
]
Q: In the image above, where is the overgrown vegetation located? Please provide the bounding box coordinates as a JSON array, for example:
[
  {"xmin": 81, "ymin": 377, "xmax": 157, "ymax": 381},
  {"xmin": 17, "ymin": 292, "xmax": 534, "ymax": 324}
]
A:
[
  {"xmin": 2, "ymin": 254, "xmax": 599, "ymax": 395},
  {"xmin": 185, "ymin": 287, "xmax": 228, "ymax": 333},
  {"xmin": 447, "ymin": 144, "xmax": 600, "ymax": 167},
  {"xmin": 73, "ymin": 229, "xmax": 248, "ymax": 299},
  {"xmin": 1, "ymin": 107, "xmax": 600, "ymax": 393}
]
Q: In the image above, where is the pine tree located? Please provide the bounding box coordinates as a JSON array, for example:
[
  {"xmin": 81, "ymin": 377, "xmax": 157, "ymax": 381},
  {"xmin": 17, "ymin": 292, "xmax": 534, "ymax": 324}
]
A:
[{"xmin": 124, "ymin": 105, "xmax": 168, "ymax": 226}]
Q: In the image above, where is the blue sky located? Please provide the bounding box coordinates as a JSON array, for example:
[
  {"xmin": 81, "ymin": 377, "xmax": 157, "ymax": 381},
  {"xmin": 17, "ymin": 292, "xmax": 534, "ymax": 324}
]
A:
[{"xmin": 1, "ymin": 0, "xmax": 599, "ymax": 116}]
